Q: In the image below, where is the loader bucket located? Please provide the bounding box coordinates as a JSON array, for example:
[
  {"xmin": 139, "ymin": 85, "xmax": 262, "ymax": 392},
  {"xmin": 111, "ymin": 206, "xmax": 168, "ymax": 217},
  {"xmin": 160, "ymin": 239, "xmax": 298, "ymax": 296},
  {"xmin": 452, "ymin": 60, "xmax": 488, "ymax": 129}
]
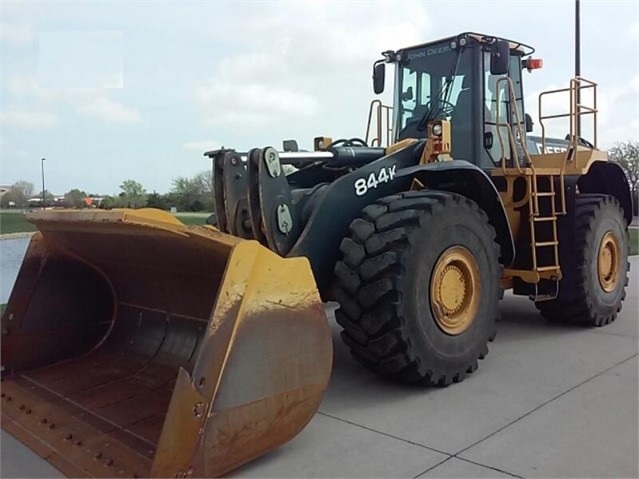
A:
[{"xmin": 0, "ymin": 208, "xmax": 332, "ymax": 478}]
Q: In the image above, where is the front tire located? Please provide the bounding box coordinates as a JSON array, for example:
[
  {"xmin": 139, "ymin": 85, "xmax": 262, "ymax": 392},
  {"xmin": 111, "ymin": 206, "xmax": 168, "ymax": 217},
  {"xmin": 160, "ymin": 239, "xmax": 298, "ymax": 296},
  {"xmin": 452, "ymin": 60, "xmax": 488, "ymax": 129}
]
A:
[
  {"xmin": 535, "ymin": 194, "xmax": 630, "ymax": 326},
  {"xmin": 333, "ymin": 190, "xmax": 501, "ymax": 386}
]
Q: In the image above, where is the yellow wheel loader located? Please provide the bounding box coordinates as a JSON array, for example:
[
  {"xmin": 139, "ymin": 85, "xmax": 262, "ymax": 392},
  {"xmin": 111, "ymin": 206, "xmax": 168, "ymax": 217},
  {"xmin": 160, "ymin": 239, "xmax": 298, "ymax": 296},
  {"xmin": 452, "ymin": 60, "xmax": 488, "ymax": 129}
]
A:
[{"xmin": 1, "ymin": 32, "xmax": 632, "ymax": 477}]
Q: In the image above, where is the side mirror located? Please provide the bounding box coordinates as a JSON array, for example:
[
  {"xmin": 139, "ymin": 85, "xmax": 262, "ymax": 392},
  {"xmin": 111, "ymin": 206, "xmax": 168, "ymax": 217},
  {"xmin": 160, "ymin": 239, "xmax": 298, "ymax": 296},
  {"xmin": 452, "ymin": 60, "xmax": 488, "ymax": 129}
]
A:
[
  {"xmin": 490, "ymin": 39, "xmax": 510, "ymax": 75},
  {"xmin": 525, "ymin": 113, "xmax": 534, "ymax": 133},
  {"xmin": 373, "ymin": 61, "xmax": 385, "ymax": 94}
]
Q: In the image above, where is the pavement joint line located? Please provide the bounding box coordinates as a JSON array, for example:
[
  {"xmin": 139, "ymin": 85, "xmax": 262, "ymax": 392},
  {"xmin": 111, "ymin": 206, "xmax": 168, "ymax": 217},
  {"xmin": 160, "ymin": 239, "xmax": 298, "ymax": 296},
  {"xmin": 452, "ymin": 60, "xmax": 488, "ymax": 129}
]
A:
[
  {"xmin": 412, "ymin": 456, "xmax": 453, "ymax": 478},
  {"xmin": 454, "ymin": 353, "xmax": 639, "ymax": 458},
  {"xmin": 454, "ymin": 457, "xmax": 524, "ymax": 478},
  {"xmin": 316, "ymin": 411, "xmax": 452, "ymax": 457},
  {"xmin": 411, "ymin": 455, "xmax": 522, "ymax": 479}
]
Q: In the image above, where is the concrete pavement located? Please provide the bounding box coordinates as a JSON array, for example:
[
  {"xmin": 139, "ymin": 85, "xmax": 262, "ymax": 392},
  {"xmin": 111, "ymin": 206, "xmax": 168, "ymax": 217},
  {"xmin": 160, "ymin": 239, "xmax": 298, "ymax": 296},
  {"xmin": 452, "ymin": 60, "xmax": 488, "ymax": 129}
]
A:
[{"xmin": 1, "ymin": 259, "xmax": 638, "ymax": 478}]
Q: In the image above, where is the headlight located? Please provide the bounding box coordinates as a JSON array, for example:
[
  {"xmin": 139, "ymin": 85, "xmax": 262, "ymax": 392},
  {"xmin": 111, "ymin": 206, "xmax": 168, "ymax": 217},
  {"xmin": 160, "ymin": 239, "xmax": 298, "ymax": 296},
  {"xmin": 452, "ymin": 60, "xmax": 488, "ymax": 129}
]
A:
[{"xmin": 432, "ymin": 123, "xmax": 443, "ymax": 136}]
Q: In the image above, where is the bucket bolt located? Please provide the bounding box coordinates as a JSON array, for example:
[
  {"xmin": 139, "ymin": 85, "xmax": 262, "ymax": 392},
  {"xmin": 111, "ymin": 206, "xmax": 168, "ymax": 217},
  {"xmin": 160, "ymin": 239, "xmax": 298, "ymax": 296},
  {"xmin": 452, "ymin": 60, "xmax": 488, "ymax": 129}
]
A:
[
  {"xmin": 263, "ymin": 147, "xmax": 282, "ymax": 178},
  {"xmin": 277, "ymin": 204, "xmax": 293, "ymax": 234},
  {"xmin": 193, "ymin": 402, "xmax": 206, "ymax": 418}
]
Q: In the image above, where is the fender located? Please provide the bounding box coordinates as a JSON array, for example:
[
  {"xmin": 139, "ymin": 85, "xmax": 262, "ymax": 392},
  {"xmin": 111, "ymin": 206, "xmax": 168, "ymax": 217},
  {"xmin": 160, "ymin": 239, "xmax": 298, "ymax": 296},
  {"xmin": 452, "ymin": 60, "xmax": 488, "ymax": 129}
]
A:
[
  {"xmin": 287, "ymin": 141, "xmax": 425, "ymax": 297},
  {"xmin": 578, "ymin": 161, "xmax": 633, "ymax": 224},
  {"xmin": 395, "ymin": 160, "xmax": 516, "ymax": 268}
]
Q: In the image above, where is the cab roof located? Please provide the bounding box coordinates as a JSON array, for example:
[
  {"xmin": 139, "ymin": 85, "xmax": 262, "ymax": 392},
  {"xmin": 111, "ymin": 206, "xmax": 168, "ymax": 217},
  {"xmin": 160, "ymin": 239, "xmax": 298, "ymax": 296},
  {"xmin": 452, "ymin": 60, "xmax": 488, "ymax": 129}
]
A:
[{"xmin": 397, "ymin": 32, "xmax": 535, "ymax": 56}]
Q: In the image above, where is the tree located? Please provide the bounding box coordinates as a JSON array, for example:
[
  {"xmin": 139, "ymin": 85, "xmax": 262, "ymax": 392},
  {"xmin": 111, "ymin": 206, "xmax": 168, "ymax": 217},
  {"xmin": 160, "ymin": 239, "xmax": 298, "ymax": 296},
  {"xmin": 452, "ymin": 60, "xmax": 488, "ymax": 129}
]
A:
[
  {"xmin": 119, "ymin": 179, "xmax": 147, "ymax": 209},
  {"xmin": 170, "ymin": 170, "xmax": 214, "ymax": 212},
  {"xmin": 64, "ymin": 188, "xmax": 88, "ymax": 208},
  {"xmin": 146, "ymin": 191, "xmax": 171, "ymax": 210},
  {"xmin": 14, "ymin": 181, "xmax": 35, "ymax": 200},
  {"xmin": 609, "ymin": 140, "xmax": 639, "ymax": 216},
  {"xmin": 0, "ymin": 188, "xmax": 22, "ymax": 208},
  {"xmin": 609, "ymin": 141, "xmax": 639, "ymax": 192},
  {"xmin": 0, "ymin": 181, "xmax": 35, "ymax": 208},
  {"xmin": 35, "ymin": 190, "xmax": 55, "ymax": 206},
  {"xmin": 100, "ymin": 195, "xmax": 117, "ymax": 209}
]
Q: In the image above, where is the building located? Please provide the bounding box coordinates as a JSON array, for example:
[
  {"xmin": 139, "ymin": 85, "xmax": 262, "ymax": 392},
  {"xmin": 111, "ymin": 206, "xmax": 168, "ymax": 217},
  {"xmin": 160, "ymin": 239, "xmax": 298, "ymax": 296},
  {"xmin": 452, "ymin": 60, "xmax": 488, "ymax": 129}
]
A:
[{"xmin": 0, "ymin": 185, "xmax": 12, "ymax": 199}]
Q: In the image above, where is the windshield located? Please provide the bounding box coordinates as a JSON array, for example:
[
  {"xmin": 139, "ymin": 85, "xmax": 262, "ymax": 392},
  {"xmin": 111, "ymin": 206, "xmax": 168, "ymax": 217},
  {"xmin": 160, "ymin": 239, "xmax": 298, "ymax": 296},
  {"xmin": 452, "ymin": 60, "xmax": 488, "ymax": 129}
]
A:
[{"xmin": 396, "ymin": 42, "xmax": 474, "ymax": 141}]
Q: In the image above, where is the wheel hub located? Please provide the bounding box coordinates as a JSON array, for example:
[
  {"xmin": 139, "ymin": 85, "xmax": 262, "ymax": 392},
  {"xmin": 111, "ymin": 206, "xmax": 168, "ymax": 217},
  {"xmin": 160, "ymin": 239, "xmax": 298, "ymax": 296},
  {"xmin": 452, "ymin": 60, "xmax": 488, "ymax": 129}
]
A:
[
  {"xmin": 598, "ymin": 231, "xmax": 620, "ymax": 292},
  {"xmin": 438, "ymin": 265, "xmax": 467, "ymax": 315},
  {"xmin": 430, "ymin": 246, "xmax": 481, "ymax": 335}
]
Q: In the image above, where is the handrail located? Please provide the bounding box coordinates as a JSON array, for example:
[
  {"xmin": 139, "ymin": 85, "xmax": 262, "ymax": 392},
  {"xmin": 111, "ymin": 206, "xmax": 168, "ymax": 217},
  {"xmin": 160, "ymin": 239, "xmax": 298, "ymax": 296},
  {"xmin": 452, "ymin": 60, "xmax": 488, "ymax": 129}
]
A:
[
  {"xmin": 538, "ymin": 76, "xmax": 598, "ymax": 163},
  {"xmin": 365, "ymin": 99, "xmax": 393, "ymax": 147},
  {"xmin": 494, "ymin": 76, "xmax": 533, "ymax": 175}
]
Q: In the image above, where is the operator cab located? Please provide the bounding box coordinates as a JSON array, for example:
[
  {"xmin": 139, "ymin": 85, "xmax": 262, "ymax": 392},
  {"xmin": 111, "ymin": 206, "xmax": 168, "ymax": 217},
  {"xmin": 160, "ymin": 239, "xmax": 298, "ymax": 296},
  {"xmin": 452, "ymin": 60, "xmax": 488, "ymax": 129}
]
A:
[{"xmin": 373, "ymin": 32, "xmax": 539, "ymax": 170}]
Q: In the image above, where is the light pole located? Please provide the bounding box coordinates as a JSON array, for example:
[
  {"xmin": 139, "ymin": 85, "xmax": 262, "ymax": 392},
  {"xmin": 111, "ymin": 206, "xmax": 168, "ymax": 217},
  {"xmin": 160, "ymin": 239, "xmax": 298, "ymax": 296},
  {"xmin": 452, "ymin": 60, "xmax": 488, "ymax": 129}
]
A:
[
  {"xmin": 41, "ymin": 157, "xmax": 46, "ymax": 209},
  {"xmin": 575, "ymin": 0, "xmax": 581, "ymax": 138}
]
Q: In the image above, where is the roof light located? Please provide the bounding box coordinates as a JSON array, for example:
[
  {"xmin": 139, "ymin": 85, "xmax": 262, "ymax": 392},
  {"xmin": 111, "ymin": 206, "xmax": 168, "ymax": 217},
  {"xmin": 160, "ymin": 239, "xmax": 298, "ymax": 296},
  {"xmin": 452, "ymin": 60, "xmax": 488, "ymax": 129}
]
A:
[{"xmin": 523, "ymin": 58, "xmax": 543, "ymax": 71}]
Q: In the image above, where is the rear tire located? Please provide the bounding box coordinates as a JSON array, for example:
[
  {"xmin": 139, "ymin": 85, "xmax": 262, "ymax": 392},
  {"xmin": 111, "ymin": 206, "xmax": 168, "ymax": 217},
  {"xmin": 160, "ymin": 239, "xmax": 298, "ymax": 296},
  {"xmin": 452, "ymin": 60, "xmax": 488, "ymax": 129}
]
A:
[
  {"xmin": 535, "ymin": 194, "xmax": 630, "ymax": 326},
  {"xmin": 333, "ymin": 190, "xmax": 501, "ymax": 386}
]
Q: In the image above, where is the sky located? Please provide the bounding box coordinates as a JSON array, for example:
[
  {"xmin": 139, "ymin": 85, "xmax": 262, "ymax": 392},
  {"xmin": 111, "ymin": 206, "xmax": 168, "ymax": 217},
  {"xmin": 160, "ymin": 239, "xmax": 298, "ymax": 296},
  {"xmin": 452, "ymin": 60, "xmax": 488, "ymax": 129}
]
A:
[{"xmin": 1, "ymin": 0, "xmax": 638, "ymax": 196}]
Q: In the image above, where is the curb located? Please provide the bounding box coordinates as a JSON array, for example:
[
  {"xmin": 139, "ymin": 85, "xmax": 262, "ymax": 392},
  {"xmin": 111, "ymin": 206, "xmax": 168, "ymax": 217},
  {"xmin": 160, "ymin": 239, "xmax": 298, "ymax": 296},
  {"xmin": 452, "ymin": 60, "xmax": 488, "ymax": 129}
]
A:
[{"xmin": 0, "ymin": 232, "xmax": 36, "ymax": 240}]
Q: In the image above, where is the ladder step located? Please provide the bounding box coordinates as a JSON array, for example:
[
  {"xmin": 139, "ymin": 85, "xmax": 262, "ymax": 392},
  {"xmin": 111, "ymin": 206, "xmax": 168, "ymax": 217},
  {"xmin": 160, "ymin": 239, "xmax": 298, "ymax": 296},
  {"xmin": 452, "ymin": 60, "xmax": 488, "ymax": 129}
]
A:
[
  {"xmin": 536, "ymin": 265, "xmax": 561, "ymax": 272},
  {"xmin": 532, "ymin": 192, "xmax": 555, "ymax": 197},
  {"xmin": 533, "ymin": 294, "xmax": 559, "ymax": 302},
  {"xmin": 534, "ymin": 241, "xmax": 559, "ymax": 247},
  {"xmin": 533, "ymin": 216, "xmax": 557, "ymax": 222}
]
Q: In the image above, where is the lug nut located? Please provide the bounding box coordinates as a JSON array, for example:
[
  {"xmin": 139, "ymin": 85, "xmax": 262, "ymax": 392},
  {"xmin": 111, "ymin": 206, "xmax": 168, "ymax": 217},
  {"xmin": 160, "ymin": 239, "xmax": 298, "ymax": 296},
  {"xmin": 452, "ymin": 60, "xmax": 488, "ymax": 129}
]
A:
[
  {"xmin": 64, "ymin": 433, "xmax": 73, "ymax": 440},
  {"xmin": 48, "ymin": 423, "xmax": 55, "ymax": 429},
  {"xmin": 19, "ymin": 404, "xmax": 25, "ymax": 410},
  {"xmin": 40, "ymin": 418, "xmax": 48, "ymax": 424},
  {"xmin": 105, "ymin": 458, "xmax": 114, "ymax": 466},
  {"xmin": 74, "ymin": 440, "xmax": 82, "ymax": 446},
  {"xmin": 26, "ymin": 408, "xmax": 32, "ymax": 414},
  {"xmin": 94, "ymin": 452, "xmax": 103, "ymax": 460}
]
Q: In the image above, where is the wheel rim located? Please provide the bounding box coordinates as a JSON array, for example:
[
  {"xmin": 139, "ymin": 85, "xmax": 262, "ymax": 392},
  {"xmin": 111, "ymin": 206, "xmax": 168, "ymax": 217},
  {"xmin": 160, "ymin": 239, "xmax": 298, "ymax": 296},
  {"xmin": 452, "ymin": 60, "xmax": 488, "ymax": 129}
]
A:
[
  {"xmin": 430, "ymin": 246, "xmax": 481, "ymax": 335},
  {"xmin": 598, "ymin": 231, "xmax": 620, "ymax": 292}
]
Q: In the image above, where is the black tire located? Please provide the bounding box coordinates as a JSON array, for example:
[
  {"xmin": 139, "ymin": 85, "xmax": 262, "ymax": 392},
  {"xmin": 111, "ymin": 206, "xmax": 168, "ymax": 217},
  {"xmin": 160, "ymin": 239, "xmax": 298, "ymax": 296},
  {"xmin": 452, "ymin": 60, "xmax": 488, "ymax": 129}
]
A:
[
  {"xmin": 535, "ymin": 194, "xmax": 630, "ymax": 326},
  {"xmin": 205, "ymin": 213, "xmax": 218, "ymax": 227},
  {"xmin": 333, "ymin": 190, "xmax": 501, "ymax": 387}
]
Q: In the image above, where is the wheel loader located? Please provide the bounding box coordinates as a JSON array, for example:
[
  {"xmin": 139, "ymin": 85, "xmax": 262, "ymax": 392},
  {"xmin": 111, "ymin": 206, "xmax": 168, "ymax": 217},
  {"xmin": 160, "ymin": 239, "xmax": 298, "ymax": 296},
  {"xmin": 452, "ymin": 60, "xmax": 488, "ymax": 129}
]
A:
[{"xmin": 1, "ymin": 32, "xmax": 632, "ymax": 478}]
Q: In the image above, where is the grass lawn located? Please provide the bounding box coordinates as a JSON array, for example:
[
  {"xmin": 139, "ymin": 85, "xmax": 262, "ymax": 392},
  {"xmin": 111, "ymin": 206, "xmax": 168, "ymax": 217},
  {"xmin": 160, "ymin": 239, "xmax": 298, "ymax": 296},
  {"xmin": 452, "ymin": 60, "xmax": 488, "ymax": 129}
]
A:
[
  {"xmin": 175, "ymin": 214, "xmax": 209, "ymax": 225},
  {"xmin": 630, "ymin": 228, "xmax": 638, "ymax": 256},
  {"xmin": 0, "ymin": 210, "xmax": 209, "ymax": 234},
  {"xmin": 0, "ymin": 212, "xmax": 38, "ymax": 234}
]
